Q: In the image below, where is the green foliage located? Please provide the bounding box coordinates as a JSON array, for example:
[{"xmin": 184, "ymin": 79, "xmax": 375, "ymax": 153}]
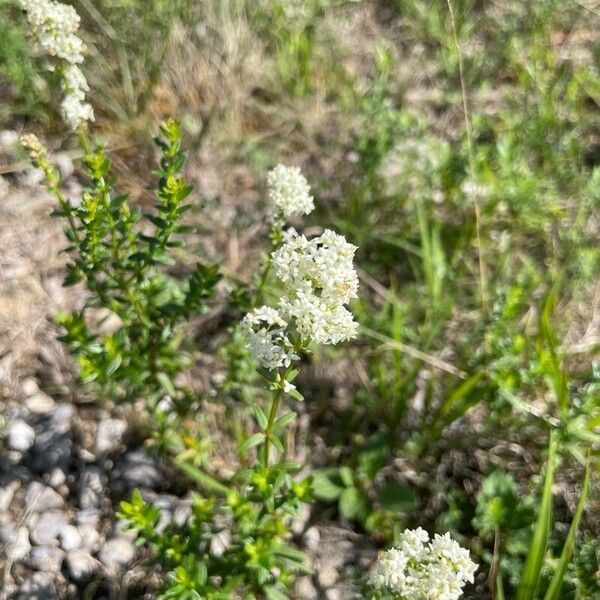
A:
[
  {"xmin": 120, "ymin": 457, "xmax": 312, "ymax": 598},
  {"xmin": 75, "ymin": 0, "xmax": 187, "ymax": 118},
  {"xmin": 0, "ymin": 0, "xmax": 51, "ymax": 121},
  {"xmin": 51, "ymin": 120, "xmax": 221, "ymax": 406},
  {"xmin": 313, "ymin": 432, "xmax": 419, "ymax": 536},
  {"xmin": 14, "ymin": 0, "xmax": 600, "ymax": 597}
]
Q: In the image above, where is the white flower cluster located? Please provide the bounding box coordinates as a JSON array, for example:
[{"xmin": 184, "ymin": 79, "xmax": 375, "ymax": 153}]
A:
[
  {"xmin": 243, "ymin": 168, "xmax": 357, "ymax": 369},
  {"xmin": 241, "ymin": 306, "xmax": 297, "ymax": 371},
  {"xmin": 272, "ymin": 228, "xmax": 358, "ymax": 344},
  {"xmin": 19, "ymin": 0, "xmax": 94, "ymax": 130},
  {"xmin": 267, "ymin": 164, "xmax": 314, "ymax": 223},
  {"xmin": 371, "ymin": 528, "xmax": 477, "ymax": 600},
  {"xmin": 61, "ymin": 65, "xmax": 94, "ymax": 129}
]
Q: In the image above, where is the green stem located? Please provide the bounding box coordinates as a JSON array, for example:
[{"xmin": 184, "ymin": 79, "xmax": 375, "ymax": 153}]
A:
[
  {"xmin": 253, "ymin": 260, "xmax": 271, "ymax": 308},
  {"xmin": 261, "ymin": 366, "xmax": 290, "ymax": 467}
]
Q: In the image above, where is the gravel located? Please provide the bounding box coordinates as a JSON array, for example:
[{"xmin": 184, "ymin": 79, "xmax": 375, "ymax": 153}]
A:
[
  {"xmin": 24, "ymin": 482, "xmax": 65, "ymax": 512},
  {"xmin": 7, "ymin": 526, "xmax": 32, "ymax": 561},
  {"xmin": 95, "ymin": 417, "xmax": 127, "ymax": 454},
  {"xmin": 27, "ymin": 546, "xmax": 65, "ymax": 572},
  {"xmin": 7, "ymin": 420, "xmax": 36, "ymax": 452},
  {"xmin": 30, "ymin": 510, "xmax": 69, "ymax": 546},
  {"xmin": 98, "ymin": 536, "xmax": 135, "ymax": 572},
  {"xmin": 58, "ymin": 525, "xmax": 82, "ymax": 551},
  {"xmin": 64, "ymin": 549, "xmax": 100, "ymax": 583}
]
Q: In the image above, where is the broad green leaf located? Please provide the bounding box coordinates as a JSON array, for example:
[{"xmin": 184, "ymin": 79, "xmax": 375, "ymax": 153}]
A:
[
  {"xmin": 339, "ymin": 486, "xmax": 367, "ymax": 520},
  {"xmin": 339, "ymin": 466, "xmax": 354, "ymax": 488},
  {"xmin": 312, "ymin": 469, "xmax": 345, "ymax": 501},
  {"xmin": 379, "ymin": 480, "xmax": 419, "ymax": 512}
]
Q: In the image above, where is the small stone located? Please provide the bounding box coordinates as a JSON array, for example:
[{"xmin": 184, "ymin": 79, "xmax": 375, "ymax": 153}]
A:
[
  {"xmin": 49, "ymin": 404, "xmax": 74, "ymax": 430},
  {"xmin": 172, "ymin": 499, "xmax": 192, "ymax": 527},
  {"xmin": 113, "ymin": 449, "xmax": 162, "ymax": 490},
  {"xmin": 0, "ymin": 514, "xmax": 15, "ymax": 544},
  {"xmin": 153, "ymin": 493, "xmax": 177, "ymax": 533},
  {"xmin": 98, "ymin": 536, "xmax": 135, "ymax": 572},
  {"xmin": 77, "ymin": 524, "xmax": 101, "ymax": 552},
  {"xmin": 27, "ymin": 546, "xmax": 65, "ymax": 572},
  {"xmin": 0, "ymin": 479, "xmax": 20, "ymax": 512},
  {"xmin": 58, "ymin": 525, "xmax": 82, "ymax": 551},
  {"xmin": 65, "ymin": 549, "xmax": 100, "ymax": 583},
  {"xmin": 78, "ymin": 466, "xmax": 106, "ymax": 510},
  {"xmin": 75, "ymin": 508, "xmax": 101, "ymax": 526},
  {"xmin": 7, "ymin": 420, "xmax": 36, "ymax": 452},
  {"xmin": 325, "ymin": 590, "xmax": 342, "ymax": 600},
  {"xmin": 25, "ymin": 482, "xmax": 65, "ymax": 511},
  {"xmin": 30, "ymin": 510, "xmax": 68, "ymax": 546},
  {"xmin": 209, "ymin": 529, "xmax": 231, "ymax": 557},
  {"xmin": 45, "ymin": 468, "xmax": 66, "ymax": 489},
  {"xmin": 318, "ymin": 565, "xmax": 338, "ymax": 588},
  {"xmin": 25, "ymin": 392, "xmax": 55, "ymax": 414},
  {"xmin": 95, "ymin": 418, "xmax": 127, "ymax": 454},
  {"xmin": 21, "ymin": 377, "xmax": 40, "ymax": 397},
  {"xmin": 295, "ymin": 576, "xmax": 318, "ymax": 600},
  {"xmin": 17, "ymin": 572, "xmax": 57, "ymax": 600},
  {"xmin": 303, "ymin": 526, "xmax": 321, "ymax": 553},
  {"xmin": 7, "ymin": 526, "xmax": 31, "ymax": 560},
  {"xmin": 31, "ymin": 431, "xmax": 72, "ymax": 473}
]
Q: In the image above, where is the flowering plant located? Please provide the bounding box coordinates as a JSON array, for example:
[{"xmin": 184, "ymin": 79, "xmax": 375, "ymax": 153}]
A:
[
  {"xmin": 370, "ymin": 528, "xmax": 477, "ymax": 600},
  {"xmin": 19, "ymin": 3, "xmax": 360, "ymax": 590}
]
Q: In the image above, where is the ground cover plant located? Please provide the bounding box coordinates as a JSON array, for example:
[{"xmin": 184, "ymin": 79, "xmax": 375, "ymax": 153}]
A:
[{"xmin": 0, "ymin": 0, "xmax": 598, "ymax": 599}]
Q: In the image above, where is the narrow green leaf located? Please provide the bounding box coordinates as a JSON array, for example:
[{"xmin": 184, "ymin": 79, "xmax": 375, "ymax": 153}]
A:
[
  {"xmin": 173, "ymin": 459, "xmax": 228, "ymax": 495},
  {"xmin": 269, "ymin": 433, "xmax": 284, "ymax": 453},
  {"xmin": 238, "ymin": 433, "xmax": 265, "ymax": 454},
  {"xmin": 272, "ymin": 411, "xmax": 297, "ymax": 432},
  {"xmin": 264, "ymin": 586, "xmax": 288, "ymax": 600},
  {"xmin": 251, "ymin": 403, "xmax": 268, "ymax": 429},
  {"xmin": 543, "ymin": 454, "xmax": 592, "ymax": 600},
  {"xmin": 515, "ymin": 434, "xmax": 558, "ymax": 600},
  {"xmin": 156, "ymin": 372, "xmax": 176, "ymax": 396},
  {"xmin": 434, "ymin": 371, "xmax": 486, "ymax": 423},
  {"xmin": 540, "ymin": 286, "xmax": 569, "ymax": 415}
]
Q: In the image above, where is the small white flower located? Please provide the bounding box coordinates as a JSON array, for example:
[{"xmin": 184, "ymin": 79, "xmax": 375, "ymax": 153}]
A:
[
  {"xmin": 241, "ymin": 306, "xmax": 297, "ymax": 371},
  {"xmin": 19, "ymin": 0, "xmax": 93, "ymax": 130},
  {"xmin": 267, "ymin": 165, "xmax": 314, "ymax": 222},
  {"xmin": 370, "ymin": 529, "xmax": 477, "ymax": 600},
  {"xmin": 60, "ymin": 65, "xmax": 94, "ymax": 129},
  {"xmin": 271, "ymin": 228, "xmax": 358, "ymax": 345},
  {"xmin": 19, "ymin": 0, "xmax": 86, "ymax": 64},
  {"xmin": 282, "ymin": 380, "xmax": 296, "ymax": 393}
]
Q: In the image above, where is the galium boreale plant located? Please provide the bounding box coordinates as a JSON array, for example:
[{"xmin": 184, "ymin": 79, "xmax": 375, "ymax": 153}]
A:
[
  {"xmin": 367, "ymin": 527, "xmax": 477, "ymax": 600},
  {"xmin": 18, "ymin": 0, "xmax": 221, "ymax": 426},
  {"xmin": 120, "ymin": 166, "xmax": 361, "ymax": 598}
]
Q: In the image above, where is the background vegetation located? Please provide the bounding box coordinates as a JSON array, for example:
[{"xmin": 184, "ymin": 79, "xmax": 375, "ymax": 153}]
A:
[{"xmin": 1, "ymin": 0, "xmax": 599, "ymax": 598}]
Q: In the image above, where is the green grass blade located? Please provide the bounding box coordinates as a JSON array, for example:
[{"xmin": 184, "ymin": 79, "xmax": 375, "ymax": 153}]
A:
[
  {"xmin": 496, "ymin": 572, "xmax": 505, "ymax": 600},
  {"xmin": 515, "ymin": 433, "xmax": 558, "ymax": 600},
  {"xmin": 543, "ymin": 454, "xmax": 592, "ymax": 600},
  {"xmin": 540, "ymin": 286, "xmax": 569, "ymax": 416},
  {"xmin": 173, "ymin": 459, "xmax": 229, "ymax": 496}
]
